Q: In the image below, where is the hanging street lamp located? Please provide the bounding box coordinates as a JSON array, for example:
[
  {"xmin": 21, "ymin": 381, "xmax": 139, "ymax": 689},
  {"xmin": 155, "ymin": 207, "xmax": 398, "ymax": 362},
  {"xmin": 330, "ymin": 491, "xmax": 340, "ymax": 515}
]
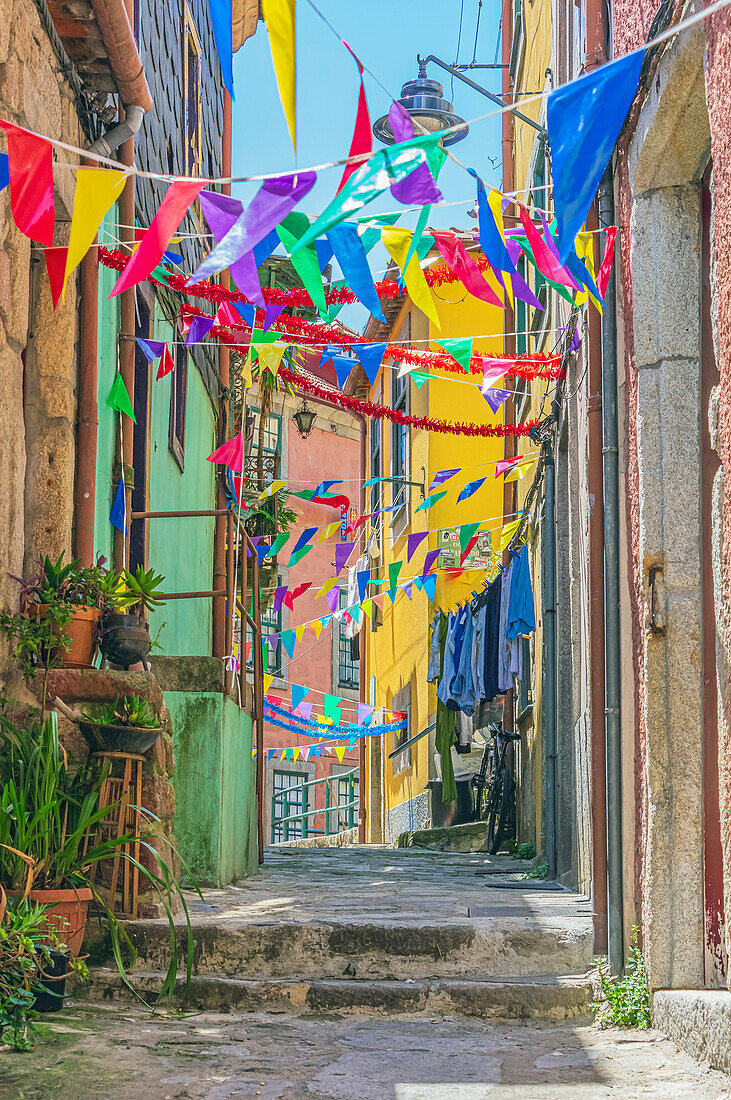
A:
[{"xmin": 292, "ymin": 399, "xmax": 316, "ymax": 439}]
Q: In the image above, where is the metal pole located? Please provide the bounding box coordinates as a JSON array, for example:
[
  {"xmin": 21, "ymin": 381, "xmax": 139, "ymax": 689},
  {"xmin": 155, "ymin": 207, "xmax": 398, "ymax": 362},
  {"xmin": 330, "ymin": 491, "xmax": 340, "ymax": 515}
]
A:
[
  {"xmin": 542, "ymin": 437, "xmax": 558, "ymax": 880},
  {"xmin": 599, "ymin": 165, "xmax": 625, "ymax": 973},
  {"xmin": 418, "ymin": 54, "xmax": 548, "ymax": 136},
  {"xmin": 252, "ymin": 547, "xmax": 265, "ymax": 865}
]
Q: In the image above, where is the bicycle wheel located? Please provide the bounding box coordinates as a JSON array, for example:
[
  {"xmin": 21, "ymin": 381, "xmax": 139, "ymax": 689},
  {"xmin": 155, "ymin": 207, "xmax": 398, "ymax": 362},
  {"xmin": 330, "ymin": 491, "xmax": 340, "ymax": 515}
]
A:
[{"xmin": 487, "ymin": 766, "xmax": 513, "ymax": 855}]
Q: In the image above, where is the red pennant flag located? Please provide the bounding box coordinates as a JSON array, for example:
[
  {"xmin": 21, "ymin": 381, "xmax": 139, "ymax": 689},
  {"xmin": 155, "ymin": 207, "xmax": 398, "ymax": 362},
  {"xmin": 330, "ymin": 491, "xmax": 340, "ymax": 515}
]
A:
[
  {"xmin": 156, "ymin": 346, "xmax": 175, "ymax": 380},
  {"xmin": 44, "ymin": 246, "xmax": 68, "ymax": 310},
  {"xmin": 110, "ymin": 178, "xmax": 206, "ymax": 298},
  {"xmin": 0, "ymin": 121, "xmax": 55, "ymax": 246},
  {"xmin": 431, "ymin": 230, "xmax": 504, "ymax": 308},
  {"xmin": 336, "ymin": 45, "xmax": 372, "ymax": 194},
  {"xmin": 215, "ymin": 300, "xmax": 242, "ymax": 328},
  {"xmin": 596, "ymin": 226, "xmax": 617, "ymax": 299},
  {"xmin": 460, "ymin": 537, "xmax": 479, "ymax": 565},
  {"xmin": 283, "ymin": 582, "xmax": 312, "ymax": 610}
]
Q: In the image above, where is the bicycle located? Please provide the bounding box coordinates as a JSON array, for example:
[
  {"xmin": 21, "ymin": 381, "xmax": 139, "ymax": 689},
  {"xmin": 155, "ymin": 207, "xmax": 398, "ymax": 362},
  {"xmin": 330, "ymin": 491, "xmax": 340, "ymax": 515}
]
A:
[{"xmin": 471, "ymin": 723, "xmax": 521, "ymax": 855}]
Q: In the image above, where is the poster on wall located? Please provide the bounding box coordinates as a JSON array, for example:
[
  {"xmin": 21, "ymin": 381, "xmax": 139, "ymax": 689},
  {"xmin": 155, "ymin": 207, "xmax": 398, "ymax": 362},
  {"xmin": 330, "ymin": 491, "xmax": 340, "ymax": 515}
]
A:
[{"xmin": 437, "ymin": 527, "xmax": 492, "ymax": 570}]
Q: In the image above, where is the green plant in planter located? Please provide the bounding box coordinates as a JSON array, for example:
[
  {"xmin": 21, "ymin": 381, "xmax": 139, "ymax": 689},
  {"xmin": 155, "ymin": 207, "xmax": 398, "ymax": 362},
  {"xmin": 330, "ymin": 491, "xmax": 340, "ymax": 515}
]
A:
[
  {"xmin": 82, "ymin": 696, "xmax": 158, "ymax": 730},
  {"xmin": 108, "ymin": 567, "xmax": 166, "ymax": 621},
  {"xmin": 0, "ymin": 708, "xmax": 197, "ymax": 1004},
  {"xmin": 0, "ymin": 898, "xmax": 59, "ymax": 1052}
]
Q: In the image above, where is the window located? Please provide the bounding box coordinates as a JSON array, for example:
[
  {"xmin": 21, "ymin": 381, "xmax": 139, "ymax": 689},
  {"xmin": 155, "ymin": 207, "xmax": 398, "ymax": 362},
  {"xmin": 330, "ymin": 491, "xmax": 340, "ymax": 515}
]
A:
[
  {"xmin": 184, "ymin": 7, "xmax": 202, "ymax": 178},
  {"xmin": 530, "ymin": 146, "xmax": 548, "ymax": 342},
  {"xmin": 168, "ymin": 337, "xmax": 188, "ymax": 470},
  {"xmin": 336, "ymin": 772, "xmax": 359, "ymax": 829},
  {"xmin": 338, "ymin": 587, "xmax": 360, "ymax": 689},
  {"xmin": 248, "ymin": 577, "xmax": 283, "ymax": 676},
  {"xmin": 391, "ymin": 683, "xmax": 412, "ymax": 776},
  {"xmin": 272, "ymin": 771, "xmax": 307, "ymax": 842},
  {"xmin": 391, "ymin": 316, "xmax": 410, "ymax": 519},
  {"xmin": 369, "ymin": 417, "xmax": 382, "ymax": 544}
]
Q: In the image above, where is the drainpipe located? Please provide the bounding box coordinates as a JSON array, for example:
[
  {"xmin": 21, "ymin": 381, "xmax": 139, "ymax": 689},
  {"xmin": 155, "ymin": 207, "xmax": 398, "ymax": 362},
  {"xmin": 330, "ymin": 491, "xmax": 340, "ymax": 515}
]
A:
[
  {"xmin": 584, "ymin": 0, "xmax": 609, "ymax": 955},
  {"xmin": 501, "ymin": 0, "xmax": 516, "ymax": 529},
  {"xmin": 542, "ymin": 437, "xmax": 558, "ymax": 879},
  {"xmin": 599, "ymin": 164, "xmax": 624, "ymax": 973},
  {"xmin": 213, "ymin": 90, "xmax": 233, "ymax": 660}
]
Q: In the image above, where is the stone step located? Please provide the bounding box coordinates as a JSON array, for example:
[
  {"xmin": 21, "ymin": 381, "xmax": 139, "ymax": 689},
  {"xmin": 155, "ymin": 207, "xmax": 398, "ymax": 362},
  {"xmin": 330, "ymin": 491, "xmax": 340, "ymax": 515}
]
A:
[
  {"xmin": 79, "ymin": 968, "xmax": 596, "ymax": 1021},
  {"xmin": 111, "ymin": 918, "xmax": 594, "ymax": 982}
]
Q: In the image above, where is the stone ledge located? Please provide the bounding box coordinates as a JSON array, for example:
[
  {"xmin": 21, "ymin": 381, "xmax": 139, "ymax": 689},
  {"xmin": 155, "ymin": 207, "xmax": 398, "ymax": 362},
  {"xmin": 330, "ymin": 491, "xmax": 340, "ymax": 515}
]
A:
[
  {"xmin": 42, "ymin": 668, "xmax": 163, "ymax": 713},
  {"xmin": 149, "ymin": 655, "xmax": 225, "ymax": 694},
  {"xmin": 653, "ymin": 989, "xmax": 731, "ymax": 1074}
]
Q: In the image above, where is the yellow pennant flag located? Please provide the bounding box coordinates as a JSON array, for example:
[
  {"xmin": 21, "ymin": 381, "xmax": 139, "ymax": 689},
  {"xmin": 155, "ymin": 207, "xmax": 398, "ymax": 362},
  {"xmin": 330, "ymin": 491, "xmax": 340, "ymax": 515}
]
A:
[
  {"xmin": 312, "ymin": 619, "xmax": 324, "ymax": 640},
  {"xmin": 499, "ymin": 518, "xmax": 523, "ymax": 554},
  {"xmin": 64, "ymin": 168, "xmax": 127, "ymax": 293},
  {"xmin": 316, "ymin": 576, "xmax": 338, "ymax": 597},
  {"xmin": 258, "ymin": 479, "xmax": 288, "ymax": 501},
  {"xmin": 382, "ymin": 226, "xmax": 440, "ymax": 328},
  {"xmin": 487, "ymin": 188, "xmax": 514, "ymax": 308},
  {"xmin": 263, "ymin": 673, "xmax": 274, "ymax": 694},
  {"xmin": 335, "ymin": 746, "xmax": 347, "ymax": 764},
  {"xmin": 317, "ymin": 522, "xmax": 339, "ymax": 547},
  {"xmin": 261, "ymin": 0, "xmax": 297, "ymax": 151},
  {"xmin": 292, "ymin": 746, "xmax": 301, "ymax": 762},
  {"xmin": 295, "ymin": 624, "xmax": 306, "ymax": 643},
  {"xmin": 256, "ymin": 343, "xmax": 287, "ymax": 375},
  {"xmin": 240, "ymin": 351, "xmax": 253, "ymax": 388},
  {"xmin": 361, "ymin": 598, "xmax": 373, "ymax": 620}
]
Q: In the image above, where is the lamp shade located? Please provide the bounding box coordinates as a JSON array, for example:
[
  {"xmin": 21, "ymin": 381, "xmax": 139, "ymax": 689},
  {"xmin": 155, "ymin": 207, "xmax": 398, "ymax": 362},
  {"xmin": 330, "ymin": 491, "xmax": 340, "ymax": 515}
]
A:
[
  {"xmin": 373, "ymin": 74, "xmax": 468, "ymax": 147},
  {"xmin": 293, "ymin": 401, "xmax": 316, "ymax": 439}
]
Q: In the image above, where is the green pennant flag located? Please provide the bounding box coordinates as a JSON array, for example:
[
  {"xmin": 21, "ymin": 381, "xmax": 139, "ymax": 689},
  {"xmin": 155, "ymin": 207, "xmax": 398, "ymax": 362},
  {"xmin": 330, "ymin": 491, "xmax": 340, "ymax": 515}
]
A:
[
  {"xmin": 459, "ymin": 522, "xmax": 481, "ymax": 557},
  {"xmin": 277, "ymin": 212, "xmax": 328, "ymax": 319},
  {"xmin": 437, "ymin": 337, "xmax": 473, "ymax": 374},
  {"xmin": 515, "ymin": 237, "xmax": 575, "ymax": 304},
  {"xmin": 291, "ymin": 134, "xmax": 444, "ymax": 255},
  {"xmin": 292, "ymin": 489, "xmax": 315, "ymax": 501},
  {"xmin": 411, "ymin": 371, "xmax": 430, "ymax": 390},
  {"xmin": 324, "ymin": 693, "xmax": 342, "ymax": 723},
  {"xmin": 288, "ymin": 544, "xmax": 314, "ymax": 568},
  {"xmin": 268, "ymin": 532, "xmax": 290, "ymax": 559},
  {"xmin": 149, "ymin": 265, "xmax": 171, "ymax": 285},
  {"xmin": 388, "ymin": 560, "xmax": 402, "ymax": 599},
  {"xmin": 262, "ymin": 642, "xmax": 269, "ymax": 669},
  {"xmin": 106, "ymin": 373, "xmax": 136, "ymax": 423},
  {"xmin": 249, "ymin": 327, "xmax": 279, "ymax": 363},
  {"xmin": 416, "ymin": 490, "xmax": 447, "ymax": 513}
]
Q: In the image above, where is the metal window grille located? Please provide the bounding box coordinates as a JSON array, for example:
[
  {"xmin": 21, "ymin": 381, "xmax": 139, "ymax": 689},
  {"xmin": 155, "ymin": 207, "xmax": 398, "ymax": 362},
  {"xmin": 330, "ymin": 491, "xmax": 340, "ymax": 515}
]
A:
[
  {"xmin": 369, "ymin": 418, "xmax": 382, "ymax": 543},
  {"xmin": 271, "ymin": 770, "xmax": 306, "ymax": 842},
  {"xmin": 337, "ymin": 773, "xmax": 360, "ymax": 829}
]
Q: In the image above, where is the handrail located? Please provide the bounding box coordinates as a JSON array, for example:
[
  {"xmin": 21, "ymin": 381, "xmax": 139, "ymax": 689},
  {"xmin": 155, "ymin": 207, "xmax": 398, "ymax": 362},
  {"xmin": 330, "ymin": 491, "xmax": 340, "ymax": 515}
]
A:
[
  {"xmin": 388, "ymin": 721, "xmax": 436, "ymax": 760},
  {"xmin": 274, "ymin": 799, "xmax": 358, "ymax": 827},
  {"xmin": 272, "ymin": 766, "xmax": 359, "ymax": 802}
]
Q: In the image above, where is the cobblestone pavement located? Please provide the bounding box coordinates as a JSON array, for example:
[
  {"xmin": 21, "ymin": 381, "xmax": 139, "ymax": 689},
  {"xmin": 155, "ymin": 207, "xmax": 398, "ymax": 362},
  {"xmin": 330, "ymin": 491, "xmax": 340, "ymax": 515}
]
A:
[{"xmin": 2, "ymin": 1004, "xmax": 730, "ymax": 1099}]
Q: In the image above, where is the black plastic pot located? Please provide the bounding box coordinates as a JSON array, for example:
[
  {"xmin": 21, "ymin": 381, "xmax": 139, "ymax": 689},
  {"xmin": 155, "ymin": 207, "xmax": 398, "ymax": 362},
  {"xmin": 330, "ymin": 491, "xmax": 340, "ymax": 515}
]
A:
[
  {"xmin": 32, "ymin": 949, "xmax": 69, "ymax": 1013},
  {"xmin": 99, "ymin": 613, "xmax": 151, "ymax": 669},
  {"xmin": 78, "ymin": 719, "xmax": 162, "ymax": 755}
]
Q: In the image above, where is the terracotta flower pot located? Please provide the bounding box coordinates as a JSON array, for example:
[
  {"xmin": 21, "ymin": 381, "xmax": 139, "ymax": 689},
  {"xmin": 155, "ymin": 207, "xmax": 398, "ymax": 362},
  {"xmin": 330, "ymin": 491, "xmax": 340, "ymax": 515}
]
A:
[
  {"xmin": 6, "ymin": 886, "xmax": 93, "ymax": 957},
  {"xmin": 36, "ymin": 604, "xmax": 102, "ymax": 669}
]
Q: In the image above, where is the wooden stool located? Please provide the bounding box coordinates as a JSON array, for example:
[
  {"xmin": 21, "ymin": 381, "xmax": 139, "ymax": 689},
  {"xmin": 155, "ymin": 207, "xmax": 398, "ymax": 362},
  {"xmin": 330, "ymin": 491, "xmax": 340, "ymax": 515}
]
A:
[{"xmin": 89, "ymin": 752, "xmax": 144, "ymax": 919}]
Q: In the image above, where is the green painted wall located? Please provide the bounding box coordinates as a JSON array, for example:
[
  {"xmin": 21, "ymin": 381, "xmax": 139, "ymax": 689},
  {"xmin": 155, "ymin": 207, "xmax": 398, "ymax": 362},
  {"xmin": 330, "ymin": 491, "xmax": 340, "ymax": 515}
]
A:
[
  {"xmin": 166, "ymin": 691, "xmax": 257, "ymax": 885},
  {"xmin": 94, "ymin": 208, "xmax": 120, "ymax": 568}
]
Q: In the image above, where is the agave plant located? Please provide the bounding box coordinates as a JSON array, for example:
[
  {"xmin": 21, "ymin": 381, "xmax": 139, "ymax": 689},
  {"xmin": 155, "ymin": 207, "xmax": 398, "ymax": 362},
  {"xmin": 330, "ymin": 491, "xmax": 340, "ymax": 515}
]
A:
[
  {"xmin": 0, "ymin": 708, "xmax": 197, "ymax": 1003},
  {"xmin": 81, "ymin": 695, "xmax": 159, "ymax": 730},
  {"xmin": 107, "ymin": 567, "xmax": 166, "ymax": 620}
]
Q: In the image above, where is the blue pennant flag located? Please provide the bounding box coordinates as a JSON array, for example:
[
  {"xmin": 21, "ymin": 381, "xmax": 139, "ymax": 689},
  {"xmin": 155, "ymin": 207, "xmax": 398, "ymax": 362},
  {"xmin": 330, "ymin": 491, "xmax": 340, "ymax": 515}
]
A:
[
  {"xmin": 234, "ymin": 302, "xmax": 257, "ymax": 329},
  {"xmin": 357, "ymin": 569, "xmax": 370, "ymax": 603},
  {"xmin": 457, "ymin": 477, "xmax": 487, "ymax": 503},
  {"xmin": 0, "ymin": 152, "xmax": 9, "ymax": 193},
  {"xmin": 253, "ymin": 228, "xmax": 280, "ymax": 267},
  {"xmin": 353, "ymin": 342, "xmax": 386, "ymax": 386},
  {"xmin": 136, "ymin": 337, "xmax": 165, "ymax": 363},
  {"xmin": 206, "ymin": 0, "xmax": 234, "ymax": 98},
  {"xmin": 327, "ymin": 223, "xmax": 386, "ymax": 322},
  {"xmin": 292, "ymin": 527, "xmax": 318, "ymax": 555},
  {"xmin": 110, "ymin": 473, "xmax": 127, "ymax": 535},
  {"xmin": 548, "ymin": 50, "xmax": 644, "ymax": 261},
  {"xmin": 422, "ymin": 573, "xmax": 437, "ymax": 603},
  {"xmin": 316, "ymin": 239, "xmax": 335, "ymax": 272}
]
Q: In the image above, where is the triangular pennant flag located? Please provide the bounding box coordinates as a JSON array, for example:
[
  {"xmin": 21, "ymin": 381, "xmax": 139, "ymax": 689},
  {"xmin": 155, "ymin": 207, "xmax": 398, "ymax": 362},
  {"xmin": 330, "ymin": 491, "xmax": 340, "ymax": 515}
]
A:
[
  {"xmin": 495, "ymin": 455, "xmax": 525, "ymax": 477},
  {"xmin": 324, "ymin": 694, "xmax": 341, "ymax": 723},
  {"xmin": 234, "ymin": 301, "xmax": 257, "ymax": 329},
  {"xmin": 288, "ymin": 544, "xmax": 314, "ymax": 568},
  {"xmin": 257, "ymin": 343, "xmax": 287, "ymax": 375},
  {"xmin": 277, "ymin": 212, "xmax": 328, "ymax": 318},
  {"xmin": 482, "ymin": 387, "xmax": 511, "ymax": 414},
  {"xmin": 499, "ymin": 518, "xmax": 522, "ymax": 554},
  {"xmin": 361, "ymin": 598, "xmax": 374, "ymax": 620},
  {"xmin": 596, "ymin": 226, "xmax": 617, "ymax": 299},
  {"xmin": 317, "ymin": 576, "xmax": 339, "ymax": 598},
  {"xmin": 356, "ymin": 568, "xmax": 370, "ymax": 603},
  {"xmin": 411, "ymin": 371, "xmax": 429, "ymax": 390},
  {"xmin": 107, "ymin": 373, "xmax": 136, "ymax": 423},
  {"xmin": 0, "ymin": 152, "xmax": 8, "ymax": 192},
  {"xmin": 429, "ymin": 469, "xmax": 460, "ymax": 494},
  {"xmin": 387, "ymin": 102, "xmax": 445, "ymax": 206},
  {"xmin": 422, "ymin": 572, "xmax": 437, "ymax": 603},
  {"xmin": 299, "ymin": 701, "xmax": 314, "ymax": 721},
  {"xmin": 401, "ymin": 580, "xmax": 414, "ymax": 601},
  {"xmin": 431, "ymin": 230, "xmax": 504, "ymax": 308},
  {"xmin": 261, "ymin": 0, "xmax": 297, "ymax": 150},
  {"xmin": 110, "ymin": 472, "xmax": 127, "ymax": 535},
  {"xmin": 268, "ymin": 748, "xmax": 277, "ymax": 761},
  {"xmin": 416, "ymin": 490, "xmax": 447, "ymax": 512},
  {"xmin": 272, "ymin": 586, "xmax": 288, "ymax": 613},
  {"xmin": 358, "ymin": 703, "xmax": 374, "ymax": 724},
  {"xmin": 549, "ymin": 51, "xmax": 644, "ymax": 262},
  {"xmin": 111, "ymin": 179, "xmax": 206, "ymax": 298},
  {"xmin": 267, "ymin": 532, "xmax": 290, "ymax": 559},
  {"xmin": 459, "ymin": 522, "xmax": 481, "ymax": 557},
  {"xmin": 335, "ymin": 542, "xmax": 355, "ymax": 573},
  {"xmin": 262, "ymin": 303, "xmax": 285, "ymax": 332},
  {"xmin": 291, "ymin": 747, "xmax": 301, "ymax": 762},
  {"xmin": 136, "ymin": 337, "xmax": 166, "ymax": 363},
  {"xmin": 0, "ymin": 121, "xmax": 55, "ymax": 246},
  {"xmin": 327, "ymin": 223, "xmax": 385, "ymax": 322},
  {"xmin": 186, "ymin": 314, "xmax": 215, "ymax": 346},
  {"xmin": 388, "ymin": 560, "xmax": 403, "ymax": 598},
  {"xmin": 457, "ymin": 477, "xmax": 486, "ymax": 502},
  {"xmin": 407, "ymin": 531, "xmax": 428, "ymax": 562},
  {"xmin": 292, "ymin": 683, "xmax": 309, "ymax": 711},
  {"xmin": 291, "ymin": 527, "xmax": 318, "ymax": 555},
  {"xmin": 64, "ymin": 168, "xmax": 127, "ymax": 289},
  {"xmin": 422, "ymin": 549, "xmax": 440, "ymax": 577},
  {"xmin": 280, "ymin": 629, "xmax": 296, "ymax": 659},
  {"xmin": 326, "ymin": 586, "xmax": 340, "ymax": 613},
  {"xmin": 412, "ymin": 577, "xmax": 423, "ymax": 593},
  {"xmin": 156, "ymin": 346, "xmax": 175, "ymax": 380},
  {"xmin": 294, "ymin": 624, "xmax": 306, "ymax": 643},
  {"xmin": 310, "ymin": 619, "xmax": 323, "ymax": 640},
  {"xmin": 337, "ymin": 45, "xmax": 372, "ymax": 192},
  {"xmin": 255, "ymin": 543, "xmax": 270, "ymax": 566},
  {"xmin": 263, "ymin": 673, "xmax": 274, "ymax": 694},
  {"xmin": 207, "ymin": 0, "xmax": 234, "ymax": 96},
  {"xmin": 437, "ymin": 337, "xmax": 473, "ymax": 374},
  {"xmin": 353, "ymin": 341, "xmax": 386, "ymax": 386},
  {"xmin": 44, "ymin": 246, "xmax": 68, "ymax": 310},
  {"xmin": 335, "ymin": 746, "xmax": 347, "ymax": 764},
  {"xmin": 207, "ymin": 432, "xmax": 244, "ymax": 473},
  {"xmin": 382, "ymin": 225, "xmax": 440, "ymax": 327}
]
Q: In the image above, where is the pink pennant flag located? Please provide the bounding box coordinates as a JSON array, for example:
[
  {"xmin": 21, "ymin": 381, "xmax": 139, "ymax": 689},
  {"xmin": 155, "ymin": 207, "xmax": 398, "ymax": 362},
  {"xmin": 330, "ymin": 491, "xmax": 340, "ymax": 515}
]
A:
[
  {"xmin": 0, "ymin": 121, "xmax": 56, "ymax": 246},
  {"xmin": 298, "ymin": 701, "xmax": 314, "ymax": 721},
  {"xmin": 44, "ymin": 246, "xmax": 68, "ymax": 310},
  {"xmin": 517, "ymin": 204, "xmax": 578, "ymax": 289},
  {"xmin": 215, "ymin": 299, "xmax": 242, "ymax": 328},
  {"xmin": 207, "ymin": 432, "xmax": 245, "ymax": 472},
  {"xmin": 596, "ymin": 226, "xmax": 617, "ymax": 299},
  {"xmin": 337, "ymin": 44, "xmax": 373, "ymax": 193},
  {"xmin": 482, "ymin": 359, "xmax": 511, "ymax": 388},
  {"xmin": 111, "ymin": 178, "xmax": 206, "ymax": 298},
  {"xmin": 156, "ymin": 346, "xmax": 175, "ymax": 380},
  {"xmin": 431, "ymin": 230, "xmax": 504, "ymax": 308},
  {"xmin": 495, "ymin": 455, "xmax": 524, "ymax": 477}
]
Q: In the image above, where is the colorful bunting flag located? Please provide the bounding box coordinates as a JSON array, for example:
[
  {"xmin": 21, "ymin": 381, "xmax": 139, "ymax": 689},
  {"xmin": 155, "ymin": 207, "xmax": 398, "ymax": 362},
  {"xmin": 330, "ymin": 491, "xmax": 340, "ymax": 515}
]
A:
[
  {"xmin": 107, "ymin": 373, "xmax": 136, "ymax": 423},
  {"xmin": 335, "ymin": 542, "xmax": 355, "ymax": 573},
  {"xmin": 422, "ymin": 572, "xmax": 437, "ymax": 602},
  {"xmin": 110, "ymin": 472, "xmax": 127, "ymax": 535},
  {"xmin": 431, "ymin": 230, "xmax": 503, "ymax": 308},
  {"xmin": 481, "ymin": 387, "xmax": 511, "ymax": 414},
  {"xmin": 436, "ymin": 337, "xmax": 473, "ymax": 373},
  {"xmin": 207, "ymin": 432, "xmax": 244, "ymax": 472},
  {"xmin": 337, "ymin": 45, "xmax": 373, "ymax": 193},
  {"xmin": 422, "ymin": 548, "xmax": 440, "ymax": 577},
  {"xmin": 457, "ymin": 477, "xmax": 486, "ymax": 502},
  {"xmin": 267, "ymin": 532, "xmax": 290, "ymax": 559},
  {"xmin": 327, "ymin": 223, "xmax": 385, "ymax": 321},
  {"xmin": 207, "ymin": 0, "xmax": 234, "ymax": 97},
  {"xmin": 64, "ymin": 168, "xmax": 127, "ymax": 291},
  {"xmin": 277, "ymin": 211, "xmax": 328, "ymax": 318},
  {"xmin": 406, "ymin": 531, "xmax": 428, "ymax": 561},
  {"xmin": 356, "ymin": 568, "xmax": 370, "ymax": 602},
  {"xmin": 257, "ymin": 343, "xmax": 288, "ymax": 375},
  {"xmin": 261, "ymin": 0, "xmax": 297, "ymax": 149},
  {"xmin": 156, "ymin": 346, "xmax": 175, "ymax": 380},
  {"xmin": 415, "ymin": 490, "xmax": 447, "ymax": 512},
  {"xmin": 280, "ymin": 629, "xmax": 296, "ymax": 659},
  {"xmin": 387, "ymin": 102, "xmax": 445, "ymax": 206},
  {"xmin": 382, "ymin": 225, "xmax": 440, "ymax": 327},
  {"xmin": 324, "ymin": 694, "xmax": 342, "ymax": 723},
  {"xmin": 388, "ymin": 560, "xmax": 402, "ymax": 599},
  {"xmin": 428, "ymin": 469, "xmax": 459, "ymax": 494},
  {"xmin": 44, "ymin": 246, "xmax": 68, "ymax": 310},
  {"xmin": 0, "ymin": 121, "xmax": 55, "ymax": 246}
]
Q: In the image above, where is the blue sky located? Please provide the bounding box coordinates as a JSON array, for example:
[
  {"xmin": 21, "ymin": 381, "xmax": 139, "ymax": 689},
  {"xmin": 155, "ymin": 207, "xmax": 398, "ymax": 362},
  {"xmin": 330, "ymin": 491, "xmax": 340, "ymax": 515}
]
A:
[{"xmin": 229, "ymin": 1, "xmax": 505, "ymax": 329}]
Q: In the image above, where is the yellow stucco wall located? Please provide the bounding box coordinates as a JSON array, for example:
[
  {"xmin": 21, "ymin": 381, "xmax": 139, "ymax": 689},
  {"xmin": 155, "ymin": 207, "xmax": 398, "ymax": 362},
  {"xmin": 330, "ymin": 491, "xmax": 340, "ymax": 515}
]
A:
[{"xmin": 362, "ymin": 267, "xmax": 508, "ymax": 838}]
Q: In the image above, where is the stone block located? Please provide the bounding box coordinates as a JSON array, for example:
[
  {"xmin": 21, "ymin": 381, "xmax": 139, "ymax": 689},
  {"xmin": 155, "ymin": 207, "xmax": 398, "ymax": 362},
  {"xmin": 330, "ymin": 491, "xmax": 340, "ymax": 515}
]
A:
[
  {"xmin": 45, "ymin": 668, "xmax": 165, "ymax": 713},
  {"xmin": 142, "ymin": 772, "xmax": 176, "ymax": 822},
  {"xmin": 149, "ymin": 655, "xmax": 225, "ymax": 694}
]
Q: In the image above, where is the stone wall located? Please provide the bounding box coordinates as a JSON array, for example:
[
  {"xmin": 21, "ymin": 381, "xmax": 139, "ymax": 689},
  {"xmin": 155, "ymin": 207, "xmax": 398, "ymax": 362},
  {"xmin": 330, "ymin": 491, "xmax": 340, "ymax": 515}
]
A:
[{"xmin": 0, "ymin": 1, "xmax": 84, "ymax": 637}]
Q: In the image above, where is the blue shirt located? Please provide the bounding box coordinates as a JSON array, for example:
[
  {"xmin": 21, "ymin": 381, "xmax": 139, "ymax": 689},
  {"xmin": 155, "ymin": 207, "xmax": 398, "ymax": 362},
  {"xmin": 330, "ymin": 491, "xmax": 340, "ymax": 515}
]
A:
[{"xmin": 506, "ymin": 546, "xmax": 536, "ymax": 639}]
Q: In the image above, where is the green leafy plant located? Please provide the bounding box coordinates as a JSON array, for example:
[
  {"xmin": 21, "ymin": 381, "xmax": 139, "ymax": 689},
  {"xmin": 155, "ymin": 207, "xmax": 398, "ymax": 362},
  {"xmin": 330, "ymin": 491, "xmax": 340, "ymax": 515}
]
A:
[
  {"xmin": 593, "ymin": 927, "xmax": 651, "ymax": 1029},
  {"xmin": 512, "ymin": 841, "xmax": 536, "ymax": 861},
  {"xmin": 82, "ymin": 696, "xmax": 159, "ymax": 730},
  {"xmin": 107, "ymin": 567, "xmax": 166, "ymax": 620},
  {"xmin": 0, "ymin": 708, "xmax": 197, "ymax": 1003},
  {"xmin": 524, "ymin": 857, "xmax": 549, "ymax": 880},
  {"xmin": 0, "ymin": 898, "xmax": 59, "ymax": 1052}
]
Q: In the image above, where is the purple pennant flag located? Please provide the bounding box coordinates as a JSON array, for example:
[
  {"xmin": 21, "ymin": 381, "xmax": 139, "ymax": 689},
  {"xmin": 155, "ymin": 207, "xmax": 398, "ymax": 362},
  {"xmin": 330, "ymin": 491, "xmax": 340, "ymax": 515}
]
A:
[
  {"xmin": 570, "ymin": 329, "xmax": 582, "ymax": 351},
  {"xmin": 268, "ymin": 633, "xmax": 280, "ymax": 653},
  {"xmin": 185, "ymin": 314, "xmax": 215, "ymax": 347},
  {"xmin": 326, "ymin": 586, "xmax": 340, "ymax": 612},
  {"xmin": 246, "ymin": 536, "xmax": 262, "ymax": 558},
  {"xmin": 401, "ymin": 580, "xmax": 414, "ymax": 601},
  {"xmin": 422, "ymin": 549, "xmax": 440, "ymax": 578},
  {"xmin": 335, "ymin": 542, "xmax": 355, "ymax": 573},
  {"xmin": 191, "ymin": 174, "xmax": 317, "ymax": 284},
  {"xmin": 428, "ymin": 468, "xmax": 459, "ymax": 494},
  {"xmin": 298, "ymin": 701, "xmax": 314, "ymax": 721},
  {"xmin": 357, "ymin": 703, "xmax": 374, "ymax": 724},
  {"xmin": 388, "ymin": 103, "xmax": 443, "ymax": 206},
  {"xmin": 196, "ymin": 190, "xmax": 265, "ymax": 304},
  {"xmin": 272, "ymin": 586, "xmax": 287, "ymax": 613},
  {"xmin": 136, "ymin": 337, "xmax": 165, "ymax": 363},
  {"xmin": 482, "ymin": 387, "xmax": 511, "ymax": 414},
  {"xmin": 262, "ymin": 303, "xmax": 284, "ymax": 332},
  {"xmin": 407, "ymin": 531, "xmax": 429, "ymax": 562}
]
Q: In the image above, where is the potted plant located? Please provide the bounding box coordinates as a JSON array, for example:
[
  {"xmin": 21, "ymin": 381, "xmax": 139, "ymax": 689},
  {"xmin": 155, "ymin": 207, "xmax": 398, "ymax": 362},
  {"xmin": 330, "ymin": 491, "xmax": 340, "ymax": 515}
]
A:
[
  {"xmin": 58, "ymin": 694, "xmax": 162, "ymax": 755},
  {"xmin": 100, "ymin": 566, "xmax": 166, "ymax": 670},
  {"xmin": 0, "ymin": 708, "xmax": 195, "ymax": 1003},
  {"xmin": 0, "ymin": 893, "xmax": 65, "ymax": 1049}
]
